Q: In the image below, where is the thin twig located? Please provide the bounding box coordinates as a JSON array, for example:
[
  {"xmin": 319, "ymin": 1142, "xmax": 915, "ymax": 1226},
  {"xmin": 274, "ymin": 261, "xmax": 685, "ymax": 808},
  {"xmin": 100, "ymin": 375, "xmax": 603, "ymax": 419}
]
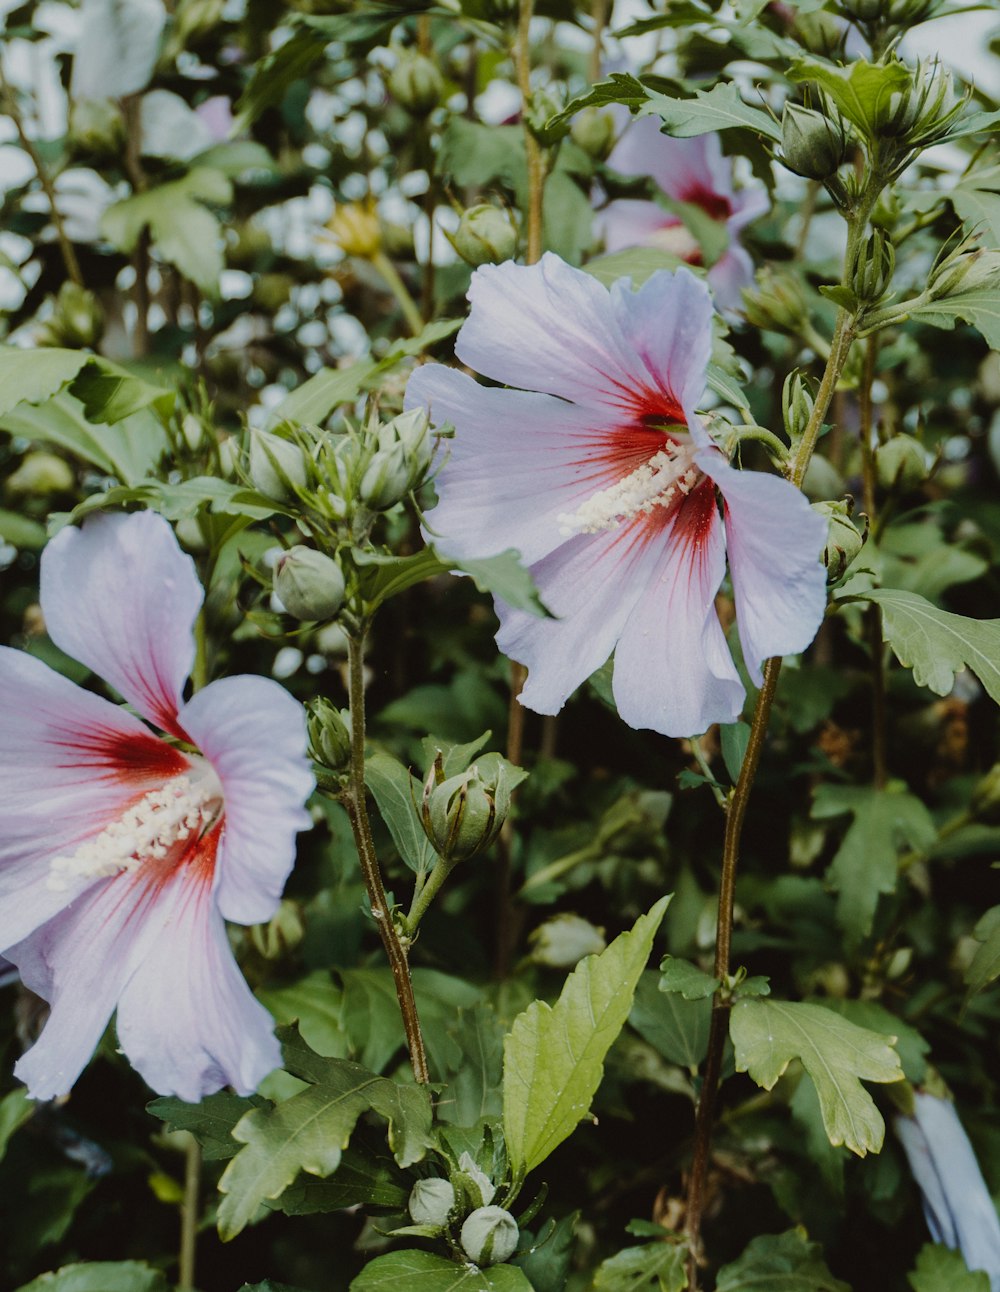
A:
[{"xmin": 516, "ymin": 0, "xmax": 545, "ymax": 264}]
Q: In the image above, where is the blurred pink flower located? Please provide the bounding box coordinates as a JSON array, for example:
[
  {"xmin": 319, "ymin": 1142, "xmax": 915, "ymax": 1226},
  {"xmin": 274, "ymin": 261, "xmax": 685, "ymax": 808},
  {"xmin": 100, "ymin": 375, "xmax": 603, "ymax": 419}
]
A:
[
  {"xmin": 601, "ymin": 115, "xmax": 769, "ymax": 311},
  {"xmin": 406, "ymin": 255, "xmax": 825, "ymax": 737},
  {"xmin": 0, "ymin": 511, "xmax": 313, "ymax": 1101}
]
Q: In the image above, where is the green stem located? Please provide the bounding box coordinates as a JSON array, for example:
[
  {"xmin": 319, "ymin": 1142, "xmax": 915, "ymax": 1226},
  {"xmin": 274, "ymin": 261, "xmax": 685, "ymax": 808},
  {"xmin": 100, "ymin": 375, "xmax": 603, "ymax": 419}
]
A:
[
  {"xmin": 898, "ymin": 810, "xmax": 973, "ymax": 873},
  {"xmin": 689, "ymin": 737, "xmax": 728, "ymax": 811},
  {"xmin": 858, "ymin": 335, "xmax": 888, "ymax": 790},
  {"xmin": 178, "ymin": 1137, "xmax": 201, "ymax": 1291},
  {"xmin": 371, "ymin": 250, "xmax": 425, "ymax": 337},
  {"xmin": 344, "ymin": 632, "xmax": 429, "ymax": 1083},
  {"xmin": 406, "ymin": 855, "xmax": 457, "ymax": 931}
]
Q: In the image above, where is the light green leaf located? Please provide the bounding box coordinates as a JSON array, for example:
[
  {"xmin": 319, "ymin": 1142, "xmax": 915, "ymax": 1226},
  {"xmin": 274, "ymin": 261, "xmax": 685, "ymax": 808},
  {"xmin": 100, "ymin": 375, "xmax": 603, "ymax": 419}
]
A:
[
  {"xmin": 0, "ymin": 508, "xmax": 46, "ymax": 549},
  {"xmin": 1, "ymin": 395, "xmax": 168, "ymax": 484},
  {"xmin": 272, "ymin": 359, "xmax": 378, "ymax": 427},
  {"xmin": 909, "ymin": 1244, "xmax": 991, "ymax": 1291},
  {"xmin": 641, "ymin": 83, "xmax": 782, "ymax": 142},
  {"xmin": 631, "ymin": 970, "xmax": 711, "ymax": 1068},
  {"xmin": 0, "ymin": 347, "xmax": 87, "ymax": 416},
  {"xmin": 818, "ymin": 999, "xmax": 928, "ymax": 1084},
  {"xmin": 908, "ymin": 288, "xmax": 1000, "ymax": 349},
  {"xmin": 451, "ymin": 549, "xmax": 551, "ymax": 617},
  {"xmin": 259, "ymin": 971, "xmax": 348, "ymax": 1059},
  {"xmin": 351, "ymin": 1251, "xmax": 534, "ymax": 1292},
  {"xmin": 67, "ymin": 478, "xmax": 279, "ymax": 525},
  {"xmin": 146, "ymin": 1091, "xmax": 261, "ymax": 1161},
  {"xmin": 593, "ymin": 1241, "xmax": 689, "ymax": 1291},
  {"xmin": 952, "ymin": 185, "xmax": 1000, "ymax": 247},
  {"xmin": 0, "ymin": 1088, "xmax": 32, "ymax": 1163},
  {"xmin": 217, "ymin": 1027, "xmax": 433, "ymax": 1239},
  {"xmin": 13, "ymin": 1263, "xmax": 169, "ymax": 1292},
  {"xmin": 715, "ymin": 1231, "xmax": 850, "ymax": 1291},
  {"xmin": 857, "ymin": 588, "xmax": 1000, "ymax": 703},
  {"xmin": 659, "ymin": 957, "xmax": 719, "ymax": 1001},
  {"xmin": 357, "ymin": 547, "xmax": 451, "ymax": 614},
  {"xmin": 966, "ymin": 905, "xmax": 1000, "ymax": 998},
  {"xmin": 503, "ymin": 897, "xmax": 669, "ymax": 1179},
  {"xmin": 721, "ymin": 721, "xmax": 750, "ymax": 782},
  {"xmin": 812, "ymin": 782, "xmax": 935, "ymax": 943},
  {"xmin": 585, "ymin": 247, "xmax": 692, "ymax": 288},
  {"xmin": 730, "ymin": 998, "xmax": 902, "ymax": 1156},
  {"xmin": 788, "ymin": 56, "xmax": 910, "ymax": 136},
  {"xmin": 365, "ymin": 749, "xmax": 437, "ymax": 874}
]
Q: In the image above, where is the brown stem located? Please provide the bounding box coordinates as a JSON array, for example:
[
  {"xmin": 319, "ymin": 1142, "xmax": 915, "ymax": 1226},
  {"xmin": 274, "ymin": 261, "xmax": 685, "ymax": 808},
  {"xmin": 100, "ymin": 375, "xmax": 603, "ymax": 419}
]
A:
[
  {"xmin": 516, "ymin": 0, "xmax": 545, "ymax": 265},
  {"xmin": 178, "ymin": 1137, "xmax": 201, "ymax": 1290},
  {"xmin": 0, "ymin": 65, "xmax": 83, "ymax": 288},
  {"xmin": 589, "ymin": 0, "xmax": 610, "ymax": 83},
  {"xmin": 346, "ymin": 633, "xmax": 430, "ymax": 1083}
]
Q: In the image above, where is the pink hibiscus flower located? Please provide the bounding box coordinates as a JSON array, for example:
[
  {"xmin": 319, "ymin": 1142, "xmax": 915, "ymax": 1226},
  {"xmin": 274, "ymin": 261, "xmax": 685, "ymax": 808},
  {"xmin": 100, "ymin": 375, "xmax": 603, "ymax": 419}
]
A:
[
  {"xmin": 600, "ymin": 114, "xmax": 769, "ymax": 311},
  {"xmin": 405, "ymin": 255, "xmax": 826, "ymax": 738},
  {"xmin": 0, "ymin": 510, "xmax": 313, "ymax": 1101}
]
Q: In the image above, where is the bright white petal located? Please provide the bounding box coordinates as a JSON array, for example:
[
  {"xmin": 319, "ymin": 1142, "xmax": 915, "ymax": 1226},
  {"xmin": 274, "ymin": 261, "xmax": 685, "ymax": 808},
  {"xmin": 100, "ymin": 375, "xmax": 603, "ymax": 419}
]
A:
[
  {"xmin": 41, "ymin": 511, "xmax": 203, "ymax": 736},
  {"xmin": 613, "ymin": 489, "xmax": 744, "ymax": 736},
  {"xmin": 702, "ymin": 452, "xmax": 827, "ymax": 686},
  {"xmin": 179, "ymin": 675, "xmax": 313, "ymax": 926}
]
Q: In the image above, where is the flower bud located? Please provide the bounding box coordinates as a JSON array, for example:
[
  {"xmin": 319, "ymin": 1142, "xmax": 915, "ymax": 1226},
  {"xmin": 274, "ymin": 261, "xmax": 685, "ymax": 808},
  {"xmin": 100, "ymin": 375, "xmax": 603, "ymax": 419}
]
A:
[
  {"xmin": 387, "ymin": 51, "xmax": 444, "ymax": 116},
  {"xmin": 850, "ymin": 228, "xmax": 895, "ymax": 307},
  {"xmin": 274, "ymin": 546, "xmax": 346, "ymax": 621},
  {"xmin": 420, "ymin": 753, "xmax": 512, "ymax": 863},
  {"xmin": 812, "ymin": 499, "xmax": 867, "ymax": 582},
  {"xmin": 5, "ymin": 451, "xmax": 75, "ymax": 498},
  {"xmin": 875, "ymin": 434, "xmax": 930, "ymax": 491},
  {"xmin": 460, "ymin": 1206, "xmax": 519, "ymax": 1266},
  {"xmin": 359, "ymin": 443, "xmax": 411, "ymax": 510},
  {"xmin": 307, "ymin": 697, "xmax": 351, "ymax": 772},
  {"xmin": 408, "ymin": 1178, "xmax": 455, "ymax": 1227},
  {"xmin": 326, "ymin": 202, "xmax": 381, "ymax": 259},
  {"xmin": 782, "ymin": 370, "xmax": 816, "ymax": 445},
  {"xmin": 524, "ymin": 88, "xmax": 568, "ymax": 144},
  {"xmin": 249, "ymin": 429, "xmax": 309, "ymax": 501},
  {"xmin": 570, "ymin": 107, "xmax": 617, "ymax": 160},
  {"xmin": 742, "ymin": 268, "xmax": 809, "ymax": 335},
  {"xmin": 450, "ymin": 204, "xmax": 518, "ymax": 267},
  {"xmin": 37, "ymin": 282, "xmax": 105, "ymax": 349},
  {"xmin": 457, "ymin": 1152, "xmax": 496, "ymax": 1208},
  {"xmin": 780, "ymin": 103, "xmax": 848, "ymax": 181},
  {"xmin": 68, "ymin": 97, "xmax": 125, "ymax": 155},
  {"xmin": 249, "ymin": 899, "xmax": 305, "ymax": 959},
  {"xmin": 875, "ymin": 58, "xmax": 961, "ymax": 149},
  {"xmin": 530, "ymin": 914, "xmax": 607, "ymax": 968},
  {"xmin": 929, "ymin": 248, "xmax": 1000, "ymax": 301}
]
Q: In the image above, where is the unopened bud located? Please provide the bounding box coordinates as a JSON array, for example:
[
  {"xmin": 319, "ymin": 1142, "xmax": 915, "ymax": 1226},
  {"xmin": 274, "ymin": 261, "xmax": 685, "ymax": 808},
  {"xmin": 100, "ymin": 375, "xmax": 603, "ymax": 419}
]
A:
[
  {"xmin": 742, "ymin": 268, "xmax": 809, "ymax": 334},
  {"xmin": 850, "ymin": 229, "xmax": 895, "ymax": 307},
  {"xmin": 461, "ymin": 1206, "xmax": 519, "ymax": 1266},
  {"xmin": 387, "ymin": 51, "xmax": 444, "ymax": 116},
  {"xmin": 875, "ymin": 58, "xmax": 961, "ymax": 149},
  {"xmin": 524, "ymin": 88, "xmax": 568, "ymax": 144},
  {"xmin": 38, "ymin": 282, "xmax": 104, "ymax": 349},
  {"xmin": 875, "ymin": 434, "xmax": 930, "ymax": 491},
  {"xmin": 182, "ymin": 413, "xmax": 209, "ymax": 452},
  {"xmin": 249, "ymin": 899, "xmax": 304, "ymax": 959},
  {"xmin": 307, "ymin": 697, "xmax": 351, "ymax": 772},
  {"xmin": 326, "ymin": 202, "xmax": 381, "ymax": 259},
  {"xmin": 782, "ymin": 370, "xmax": 816, "ymax": 444},
  {"xmin": 929, "ymin": 248, "xmax": 1000, "ymax": 301},
  {"xmin": 68, "ymin": 97, "xmax": 125, "ymax": 155},
  {"xmin": 812, "ymin": 498, "xmax": 867, "ymax": 582},
  {"xmin": 274, "ymin": 546, "xmax": 345, "ymax": 621},
  {"xmin": 249, "ymin": 429, "xmax": 309, "ymax": 501},
  {"xmin": 359, "ymin": 443, "xmax": 410, "ymax": 510},
  {"xmin": 571, "ymin": 107, "xmax": 616, "ymax": 160},
  {"xmin": 456, "ymin": 1152, "xmax": 495, "ymax": 1208},
  {"xmin": 780, "ymin": 103, "xmax": 848, "ymax": 181},
  {"xmin": 530, "ymin": 914, "xmax": 607, "ymax": 968},
  {"xmin": 408, "ymin": 1178, "xmax": 455, "ymax": 1227},
  {"xmin": 450, "ymin": 204, "xmax": 518, "ymax": 267},
  {"xmin": 420, "ymin": 753, "xmax": 511, "ymax": 863},
  {"xmin": 5, "ymin": 451, "xmax": 74, "ymax": 498}
]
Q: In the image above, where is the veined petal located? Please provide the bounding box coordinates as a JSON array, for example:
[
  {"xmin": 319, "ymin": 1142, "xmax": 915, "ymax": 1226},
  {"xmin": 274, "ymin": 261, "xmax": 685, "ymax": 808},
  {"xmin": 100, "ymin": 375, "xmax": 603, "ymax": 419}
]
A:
[
  {"xmin": 408, "ymin": 364, "xmax": 637, "ymax": 566},
  {"xmin": 701, "ymin": 451, "xmax": 827, "ymax": 686},
  {"xmin": 179, "ymin": 675, "xmax": 313, "ymax": 926},
  {"xmin": 609, "ymin": 117, "xmax": 734, "ymax": 209},
  {"xmin": 600, "ymin": 198, "xmax": 680, "ymax": 255},
  {"xmin": 495, "ymin": 523, "xmax": 656, "ymax": 715},
  {"xmin": 41, "ymin": 511, "xmax": 203, "ymax": 736},
  {"xmin": 728, "ymin": 184, "xmax": 770, "ymax": 235},
  {"xmin": 115, "ymin": 836, "xmax": 280, "ymax": 1099},
  {"xmin": 613, "ymin": 486, "xmax": 744, "ymax": 736}
]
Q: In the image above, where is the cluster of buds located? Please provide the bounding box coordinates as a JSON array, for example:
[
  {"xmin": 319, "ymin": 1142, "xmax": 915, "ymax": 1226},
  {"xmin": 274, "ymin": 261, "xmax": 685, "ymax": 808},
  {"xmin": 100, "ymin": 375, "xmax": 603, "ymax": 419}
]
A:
[
  {"xmin": 407, "ymin": 1154, "xmax": 518, "ymax": 1267},
  {"xmin": 353, "ymin": 406, "xmax": 434, "ymax": 512},
  {"xmin": 248, "ymin": 427, "xmax": 310, "ymax": 502},
  {"xmin": 449, "ymin": 205, "xmax": 518, "ymax": 267},
  {"xmin": 274, "ymin": 546, "xmax": 345, "ymax": 621},
  {"xmin": 837, "ymin": 0, "xmax": 936, "ymax": 26},
  {"xmin": 780, "ymin": 102, "xmax": 849, "ymax": 182},
  {"xmin": 850, "ymin": 228, "xmax": 896, "ymax": 309},
  {"xmin": 387, "ymin": 50, "xmax": 444, "ymax": 116},
  {"xmin": 873, "ymin": 59, "xmax": 965, "ymax": 158},
  {"xmin": 743, "ymin": 268, "xmax": 810, "ymax": 336},
  {"xmin": 812, "ymin": 497, "xmax": 868, "ymax": 583},
  {"xmin": 307, "ymin": 697, "xmax": 352, "ymax": 773},
  {"xmin": 420, "ymin": 751, "xmax": 513, "ymax": 864}
]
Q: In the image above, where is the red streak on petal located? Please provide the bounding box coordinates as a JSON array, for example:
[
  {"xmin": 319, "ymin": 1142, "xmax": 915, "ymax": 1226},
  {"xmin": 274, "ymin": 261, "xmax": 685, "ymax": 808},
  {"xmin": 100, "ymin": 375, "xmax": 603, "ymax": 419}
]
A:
[
  {"xmin": 682, "ymin": 183, "xmax": 732, "ymax": 222},
  {"xmin": 663, "ymin": 477, "xmax": 721, "ymax": 551},
  {"xmin": 50, "ymin": 725, "xmax": 190, "ymax": 784}
]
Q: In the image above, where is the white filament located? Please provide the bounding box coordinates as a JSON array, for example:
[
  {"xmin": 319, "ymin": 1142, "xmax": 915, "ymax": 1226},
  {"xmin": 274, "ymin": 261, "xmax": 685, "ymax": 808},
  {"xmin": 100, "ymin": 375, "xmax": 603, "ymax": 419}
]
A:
[{"xmin": 558, "ymin": 445, "xmax": 699, "ymax": 536}]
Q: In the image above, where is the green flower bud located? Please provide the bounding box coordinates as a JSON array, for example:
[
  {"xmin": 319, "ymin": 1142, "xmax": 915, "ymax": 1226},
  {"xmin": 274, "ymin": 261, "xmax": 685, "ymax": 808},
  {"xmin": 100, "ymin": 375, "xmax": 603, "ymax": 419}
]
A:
[
  {"xmin": 249, "ymin": 898, "xmax": 305, "ymax": 959},
  {"xmin": 875, "ymin": 58, "xmax": 962, "ymax": 150},
  {"xmin": 450, "ymin": 204, "xmax": 518, "ymax": 267},
  {"xmin": 837, "ymin": 0, "xmax": 882, "ymax": 21},
  {"xmin": 782, "ymin": 370, "xmax": 816, "ymax": 445},
  {"xmin": 37, "ymin": 282, "xmax": 104, "ymax": 349},
  {"xmin": 524, "ymin": 88, "xmax": 568, "ymax": 144},
  {"xmin": 742, "ymin": 268, "xmax": 809, "ymax": 335},
  {"xmin": 387, "ymin": 51, "xmax": 444, "ymax": 116},
  {"xmin": 780, "ymin": 103, "xmax": 848, "ymax": 181},
  {"xmin": 68, "ymin": 97, "xmax": 125, "ymax": 155},
  {"xmin": 460, "ymin": 1206, "xmax": 519, "ymax": 1266},
  {"xmin": 420, "ymin": 753, "xmax": 512, "ymax": 863},
  {"xmin": 850, "ymin": 228, "xmax": 895, "ymax": 307},
  {"xmin": 248, "ymin": 428, "xmax": 309, "ymax": 501},
  {"xmin": 929, "ymin": 248, "xmax": 1000, "ymax": 301},
  {"xmin": 408, "ymin": 1178, "xmax": 455, "ymax": 1227},
  {"xmin": 570, "ymin": 107, "xmax": 617, "ymax": 160},
  {"xmin": 5, "ymin": 451, "xmax": 75, "ymax": 499},
  {"xmin": 812, "ymin": 499, "xmax": 867, "ymax": 582},
  {"xmin": 529, "ymin": 914, "xmax": 607, "ymax": 968},
  {"xmin": 307, "ymin": 697, "xmax": 351, "ymax": 772},
  {"xmin": 274, "ymin": 546, "xmax": 346, "ymax": 621},
  {"xmin": 456, "ymin": 1152, "xmax": 495, "ymax": 1208},
  {"xmin": 359, "ymin": 443, "xmax": 411, "ymax": 510},
  {"xmin": 875, "ymin": 434, "xmax": 930, "ymax": 491}
]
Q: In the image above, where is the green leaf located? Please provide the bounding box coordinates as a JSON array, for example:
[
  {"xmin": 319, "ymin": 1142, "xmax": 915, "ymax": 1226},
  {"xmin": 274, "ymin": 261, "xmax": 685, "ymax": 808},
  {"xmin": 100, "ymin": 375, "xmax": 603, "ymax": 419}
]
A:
[
  {"xmin": 240, "ymin": 1283, "xmax": 315, "ymax": 1292},
  {"xmin": 966, "ymin": 905, "xmax": 1000, "ymax": 997},
  {"xmin": 268, "ymin": 1146, "xmax": 409, "ymax": 1214},
  {"xmin": 641, "ymin": 83, "xmax": 782, "ymax": 142},
  {"xmin": 437, "ymin": 1002, "xmax": 505, "ymax": 1128},
  {"xmin": 0, "ymin": 1088, "xmax": 32, "ymax": 1162},
  {"xmin": 812, "ymin": 782, "xmax": 935, "ymax": 943},
  {"xmin": 818, "ymin": 999, "xmax": 928, "ymax": 1084},
  {"xmin": 856, "ymin": 588, "xmax": 1000, "ymax": 704},
  {"xmin": 503, "ymin": 897, "xmax": 670, "ymax": 1179},
  {"xmin": 358, "ymin": 547, "xmax": 451, "ymax": 614},
  {"xmin": 1, "ymin": 394, "xmax": 167, "ymax": 484},
  {"xmin": 234, "ymin": 27, "xmax": 327, "ymax": 127},
  {"xmin": 365, "ymin": 749, "xmax": 437, "ymax": 874},
  {"xmin": 593, "ymin": 1241, "xmax": 689, "ymax": 1291},
  {"xmin": 272, "ymin": 359, "xmax": 378, "ymax": 427},
  {"xmin": 68, "ymin": 358, "xmax": 175, "ymax": 425},
  {"xmin": 0, "ymin": 508, "xmax": 46, "ymax": 549},
  {"xmin": 545, "ymin": 73, "xmax": 649, "ymax": 132},
  {"xmin": 450, "ymin": 550, "xmax": 551, "ymax": 617},
  {"xmin": 631, "ymin": 970, "xmax": 711, "ymax": 1068},
  {"xmin": 259, "ymin": 971, "xmax": 348, "ymax": 1059},
  {"xmin": 952, "ymin": 181, "xmax": 1000, "ymax": 247},
  {"xmin": 437, "ymin": 119, "xmax": 526, "ymax": 191},
  {"xmin": 13, "ymin": 1264, "xmax": 169, "ymax": 1292},
  {"xmin": 720, "ymin": 721, "xmax": 750, "ymax": 783},
  {"xmin": 715, "ymin": 1231, "xmax": 850, "ymax": 1291},
  {"xmin": 217, "ymin": 1026, "xmax": 433, "ymax": 1239},
  {"xmin": 659, "ymin": 956, "xmax": 719, "ymax": 1001},
  {"xmin": 351, "ymin": 1251, "xmax": 534, "ymax": 1292},
  {"xmin": 0, "ymin": 346, "xmax": 89, "ymax": 416},
  {"xmin": 146, "ymin": 1091, "xmax": 261, "ymax": 1160},
  {"xmin": 788, "ymin": 56, "xmax": 910, "ymax": 136},
  {"xmin": 908, "ymin": 1244, "xmax": 991, "ymax": 1292},
  {"xmin": 730, "ymin": 998, "xmax": 903, "ymax": 1156},
  {"xmin": 908, "ymin": 287, "xmax": 1000, "ymax": 349},
  {"xmin": 585, "ymin": 247, "xmax": 692, "ymax": 288}
]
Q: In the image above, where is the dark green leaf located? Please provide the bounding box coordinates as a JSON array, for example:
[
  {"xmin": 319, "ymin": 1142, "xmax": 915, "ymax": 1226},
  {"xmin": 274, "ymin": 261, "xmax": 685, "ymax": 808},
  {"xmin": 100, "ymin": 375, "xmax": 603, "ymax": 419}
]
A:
[
  {"xmin": 146, "ymin": 1091, "xmax": 263, "ymax": 1161},
  {"xmin": 716, "ymin": 1231, "xmax": 850, "ymax": 1291},
  {"xmin": 593, "ymin": 1241, "xmax": 689, "ymax": 1291},
  {"xmin": 14, "ymin": 1264, "xmax": 169, "ymax": 1292},
  {"xmin": 908, "ymin": 1244, "xmax": 991, "ymax": 1291},
  {"xmin": 631, "ymin": 971, "xmax": 711, "ymax": 1068},
  {"xmin": 365, "ymin": 749, "xmax": 437, "ymax": 874},
  {"xmin": 720, "ymin": 721, "xmax": 750, "ymax": 783},
  {"xmin": 966, "ymin": 905, "xmax": 1000, "ymax": 998},
  {"xmin": 659, "ymin": 957, "xmax": 719, "ymax": 1001}
]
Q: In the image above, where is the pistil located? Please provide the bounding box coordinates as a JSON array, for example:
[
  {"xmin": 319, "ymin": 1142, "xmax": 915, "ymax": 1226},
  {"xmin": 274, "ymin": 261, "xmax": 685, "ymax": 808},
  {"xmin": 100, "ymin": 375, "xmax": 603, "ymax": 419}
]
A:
[{"xmin": 559, "ymin": 444, "xmax": 699, "ymax": 536}]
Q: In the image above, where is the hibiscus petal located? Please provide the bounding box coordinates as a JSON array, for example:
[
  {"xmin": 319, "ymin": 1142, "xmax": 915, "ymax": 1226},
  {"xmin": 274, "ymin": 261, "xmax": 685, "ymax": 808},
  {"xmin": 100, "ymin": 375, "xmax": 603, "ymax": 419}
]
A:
[
  {"xmin": 707, "ymin": 244, "xmax": 757, "ymax": 313},
  {"xmin": 612, "ymin": 488, "xmax": 745, "ymax": 736},
  {"xmin": 115, "ymin": 854, "xmax": 280, "ymax": 1099},
  {"xmin": 41, "ymin": 511, "xmax": 203, "ymax": 736},
  {"xmin": 599, "ymin": 198, "xmax": 679, "ymax": 255},
  {"xmin": 701, "ymin": 452, "xmax": 827, "ymax": 686},
  {"xmin": 495, "ymin": 523, "xmax": 656, "ymax": 716},
  {"xmin": 179, "ymin": 675, "xmax": 313, "ymax": 925},
  {"xmin": 609, "ymin": 117, "xmax": 735, "ymax": 208},
  {"xmin": 408, "ymin": 364, "xmax": 631, "ymax": 565}
]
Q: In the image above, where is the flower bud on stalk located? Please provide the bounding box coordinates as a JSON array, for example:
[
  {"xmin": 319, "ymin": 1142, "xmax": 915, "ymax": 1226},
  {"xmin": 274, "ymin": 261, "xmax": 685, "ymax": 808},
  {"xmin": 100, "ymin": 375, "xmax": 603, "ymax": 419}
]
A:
[
  {"xmin": 307, "ymin": 697, "xmax": 352, "ymax": 772},
  {"xmin": 274, "ymin": 546, "xmax": 346, "ymax": 621},
  {"xmin": 387, "ymin": 51, "xmax": 444, "ymax": 116},
  {"xmin": 450, "ymin": 204, "xmax": 518, "ymax": 267},
  {"xmin": 36, "ymin": 282, "xmax": 105, "ymax": 349},
  {"xmin": 456, "ymin": 1152, "xmax": 496, "ymax": 1208},
  {"xmin": 780, "ymin": 103, "xmax": 848, "ymax": 181},
  {"xmin": 408, "ymin": 1178, "xmax": 455, "ymax": 1227},
  {"xmin": 812, "ymin": 499, "xmax": 867, "ymax": 582},
  {"xmin": 782, "ymin": 370, "xmax": 816, "ymax": 445},
  {"xmin": 875, "ymin": 59, "xmax": 962, "ymax": 151},
  {"xmin": 742, "ymin": 268, "xmax": 810, "ymax": 335},
  {"xmin": 875, "ymin": 434, "xmax": 930, "ymax": 491},
  {"xmin": 248, "ymin": 428, "xmax": 309, "ymax": 501},
  {"xmin": 326, "ymin": 202, "xmax": 382, "ymax": 259},
  {"xmin": 420, "ymin": 754, "xmax": 511, "ymax": 863},
  {"xmin": 850, "ymin": 228, "xmax": 895, "ymax": 307},
  {"xmin": 571, "ymin": 107, "xmax": 617, "ymax": 160},
  {"xmin": 460, "ymin": 1206, "xmax": 519, "ymax": 1266},
  {"xmin": 928, "ymin": 248, "xmax": 1000, "ymax": 301},
  {"xmin": 360, "ymin": 408, "xmax": 434, "ymax": 508}
]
